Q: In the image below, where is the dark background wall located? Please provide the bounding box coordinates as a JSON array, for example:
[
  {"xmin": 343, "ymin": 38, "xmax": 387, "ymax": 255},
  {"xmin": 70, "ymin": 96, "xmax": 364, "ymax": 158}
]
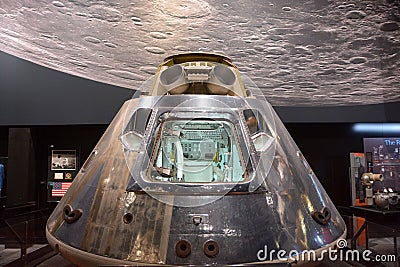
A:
[
  {"xmin": 0, "ymin": 127, "xmax": 8, "ymax": 157},
  {"xmin": 0, "ymin": 51, "xmax": 134, "ymax": 125},
  {"xmin": 1, "ymin": 50, "xmax": 400, "ymax": 125}
]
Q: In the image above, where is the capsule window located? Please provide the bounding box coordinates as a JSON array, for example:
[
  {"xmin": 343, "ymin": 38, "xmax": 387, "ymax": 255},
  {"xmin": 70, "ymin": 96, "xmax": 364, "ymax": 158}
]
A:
[
  {"xmin": 124, "ymin": 108, "xmax": 153, "ymax": 136},
  {"xmin": 120, "ymin": 108, "xmax": 153, "ymax": 151},
  {"xmin": 82, "ymin": 150, "xmax": 97, "ymax": 172},
  {"xmin": 149, "ymin": 119, "xmax": 246, "ymax": 183},
  {"xmin": 120, "ymin": 131, "xmax": 142, "ymax": 152},
  {"xmin": 243, "ymin": 109, "xmax": 270, "ymax": 135},
  {"xmin": 243, "ymin": 109, "xmax": 274, "ymax": 152}
]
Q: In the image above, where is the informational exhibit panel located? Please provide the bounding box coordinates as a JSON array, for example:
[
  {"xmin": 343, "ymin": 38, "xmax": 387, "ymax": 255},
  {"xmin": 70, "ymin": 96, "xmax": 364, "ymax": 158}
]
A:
[
  {"xmin": 48, "ymin": 148, "xmax": 79, "ymax": 201},
  {"xmin": 363, "ymin": 138, "xmax": 400, "ymax": 191}
]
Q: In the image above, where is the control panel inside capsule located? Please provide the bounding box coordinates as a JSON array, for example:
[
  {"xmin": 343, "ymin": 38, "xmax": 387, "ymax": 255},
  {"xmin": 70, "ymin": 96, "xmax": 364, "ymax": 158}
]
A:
[{"xmin": 151, "ymin": 120, "xmax": 245, "ymax": 183}]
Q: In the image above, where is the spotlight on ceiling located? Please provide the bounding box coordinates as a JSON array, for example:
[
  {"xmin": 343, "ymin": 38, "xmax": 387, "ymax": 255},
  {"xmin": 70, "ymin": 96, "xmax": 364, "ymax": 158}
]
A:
[{"xmin": 353, "ymin": 123, "xmax": 400, "ymax": 133}]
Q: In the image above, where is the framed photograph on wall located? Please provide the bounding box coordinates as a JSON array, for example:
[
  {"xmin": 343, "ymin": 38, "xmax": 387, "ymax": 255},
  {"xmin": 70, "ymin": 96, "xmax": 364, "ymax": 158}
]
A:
[{"xmin": 51, "ymin": 150, "xmax": 77, "ymax": 171}]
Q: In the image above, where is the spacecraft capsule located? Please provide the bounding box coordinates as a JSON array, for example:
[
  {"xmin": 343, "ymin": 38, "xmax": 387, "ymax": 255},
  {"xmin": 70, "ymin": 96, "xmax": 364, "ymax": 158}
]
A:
[{"xmin": 46, "ymin": 53, "xmax": 346, "ymax": 266}]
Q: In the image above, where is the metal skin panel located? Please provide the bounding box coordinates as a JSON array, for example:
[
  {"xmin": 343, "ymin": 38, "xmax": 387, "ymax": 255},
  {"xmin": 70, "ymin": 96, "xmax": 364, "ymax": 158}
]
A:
[
  {"xmin": 46, "ymin": 101, "xmax": 132, "ymax": 235},
  {"xmin": 54, "ymin": 165, "xmax": 104, "ymax": 248},
  {"xmin": 166, "ymin": 194, "xmax": 285, "ymax": 265},
  {"xmin": 46, "ymin": 58, "xmax": 346, "ymax": 265}
]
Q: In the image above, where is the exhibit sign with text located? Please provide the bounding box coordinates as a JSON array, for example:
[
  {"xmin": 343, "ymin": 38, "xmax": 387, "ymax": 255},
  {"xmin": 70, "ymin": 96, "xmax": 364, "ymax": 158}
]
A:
[{"xmin": 363, "ymin": 138, "xmax": 400, "ymax": 191}]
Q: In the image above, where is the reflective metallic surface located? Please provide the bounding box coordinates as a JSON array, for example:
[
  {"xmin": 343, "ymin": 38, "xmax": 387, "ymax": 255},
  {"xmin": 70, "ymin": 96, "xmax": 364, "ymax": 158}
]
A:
[{"xmin": 46, "ymin": 53, "xmax": 346, "ymax": 266}]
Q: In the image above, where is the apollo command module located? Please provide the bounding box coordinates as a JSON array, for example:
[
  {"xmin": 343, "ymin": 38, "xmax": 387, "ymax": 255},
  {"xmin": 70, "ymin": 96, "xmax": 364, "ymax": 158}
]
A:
[{"xmin": 46, "ymin": 52, "xmax": 346, "ymax": 266}]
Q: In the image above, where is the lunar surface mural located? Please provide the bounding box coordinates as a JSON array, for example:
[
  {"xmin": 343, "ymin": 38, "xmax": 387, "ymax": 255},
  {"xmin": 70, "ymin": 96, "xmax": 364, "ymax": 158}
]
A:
[{"xmin": 0, "ymin": 0, "xmax": 399, "ymax": 106}]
